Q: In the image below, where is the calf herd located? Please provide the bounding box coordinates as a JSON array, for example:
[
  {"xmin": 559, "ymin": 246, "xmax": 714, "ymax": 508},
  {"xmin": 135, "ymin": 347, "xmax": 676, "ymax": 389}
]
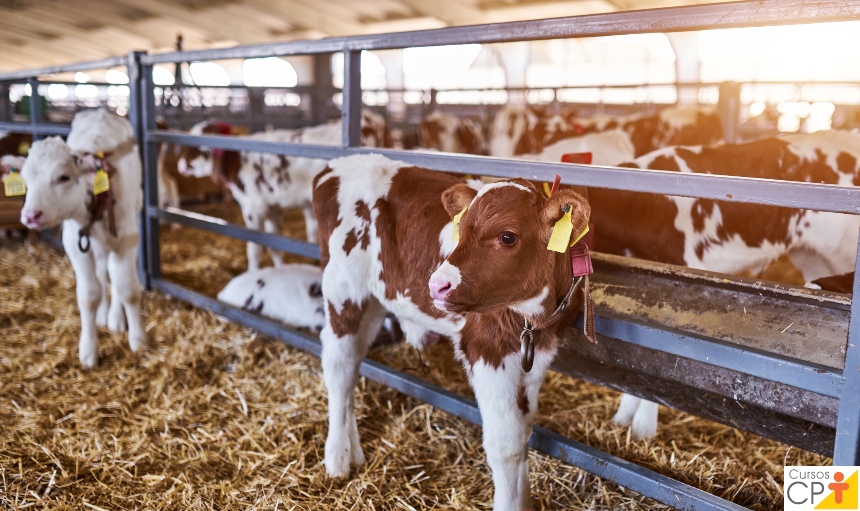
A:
[{"xmin": 2, "ymin": 104, "xmax": 858, "ymax": 510}]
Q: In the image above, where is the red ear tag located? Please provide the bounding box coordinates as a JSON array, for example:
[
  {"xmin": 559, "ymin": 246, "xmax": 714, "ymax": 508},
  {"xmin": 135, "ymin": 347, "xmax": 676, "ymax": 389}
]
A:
[
  {"xmin": 549, "ymin": 173, "xmax": 561, "ymax": 198},
  {"xmin": 570, "ymin": 242, "xmax": 593, "ymax": 277},
  {"xmin": 561, "ymin": 152, "xmax": 593, "ymax": 165}
]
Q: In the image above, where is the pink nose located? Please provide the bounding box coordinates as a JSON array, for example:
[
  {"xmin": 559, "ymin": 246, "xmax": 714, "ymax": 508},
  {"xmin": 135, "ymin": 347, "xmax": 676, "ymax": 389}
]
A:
[
  {"xmin": 429, "ymin": 275, "xmax": 452, "ymax": 301},
  {"xmin": 22, "ymin": 210, "xmax": 43, "ymax": 228}
]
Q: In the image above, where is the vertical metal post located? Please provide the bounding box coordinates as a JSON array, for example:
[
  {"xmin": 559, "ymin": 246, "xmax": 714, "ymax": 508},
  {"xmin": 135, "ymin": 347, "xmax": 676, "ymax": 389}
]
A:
[
  {"xmin": 717, "ymin": 81, "xmax": 741, "ymax": 144},
  {"xmin": 342, "ymin": 49, "xmax": 361, "ymax": 147},
  {"xmin": 0, "ymin": 83, "xmax": 10, "ymax": 122},
  {"xmin": 127, "ymin": 51, "xmax": 148, "ymax": 287},
  {"xmin": 834, "ymin": 229, "xmax": 860, "ymax": 464},
  {"xmin": 248, "ymin": 87, "xmax": 265, "ymax": 133},
  {"xmin": 139, "ymin": 59, "xmax": 162, "ymax": 286},
  {"xmin": 27, "ymin": 76, "xmax": 42, "ymax": 139},
  {"xmin": 429, "ymin": 88, "xmax": 438, "ymax": 111},
  {"xmin": 312, "ymin": 53, "xmax": 333, "ymax": 126}
]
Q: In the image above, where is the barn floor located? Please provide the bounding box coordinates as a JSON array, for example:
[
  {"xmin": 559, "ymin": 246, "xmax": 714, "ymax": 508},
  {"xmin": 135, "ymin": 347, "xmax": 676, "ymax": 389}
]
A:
[{"xmin": 0, "ymin": 202, "xmax": 828, "ymax": 510}]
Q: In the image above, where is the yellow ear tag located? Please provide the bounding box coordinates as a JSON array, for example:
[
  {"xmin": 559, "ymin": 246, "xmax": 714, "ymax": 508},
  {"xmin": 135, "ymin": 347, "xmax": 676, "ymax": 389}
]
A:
[
  {"xmin": 17, "ymin": 141, "xmax": 29, "ymax": 156},
  {"xmin": 542, "ymin": 182, "xmax": 552, "ymax": 198},
  {"xmin": 4, "ymin": 171, "xmax": 26, "ymax": 197},
  {"xmin": 451, "ymin": 206, "xmax": 467, "ymax": 243},
  {"xmin": 93, "ymin": 168, "xmax": 110, "ymax": 195},
  {"xmin": 571, "ymin": 224, "xmax": 589, "ymax": 246},
  {"xmin": 547, "ymin": 208, "xmax": 574, "ymax": 253}
]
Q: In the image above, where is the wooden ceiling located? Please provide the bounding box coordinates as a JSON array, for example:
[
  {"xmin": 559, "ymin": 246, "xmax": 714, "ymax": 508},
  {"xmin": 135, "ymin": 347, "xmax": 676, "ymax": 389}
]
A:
[{"xmin": 0, "ymin": 0, "xmax": 725, "ymax": 73}]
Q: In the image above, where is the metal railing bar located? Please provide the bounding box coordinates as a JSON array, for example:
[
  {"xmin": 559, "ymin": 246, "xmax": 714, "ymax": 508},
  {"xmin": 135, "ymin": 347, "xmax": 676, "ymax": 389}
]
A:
[
  {"xmin": 0, "ymin": 122, "xmax": 71, "ymax": 136},
  {"xmin": 151, "ymin": 276, "xmax": 749, "ymax": 511},
  {"xmin": 588, "ymin": 314, "xmax": 843, "ymax": 398},
  {"xmin": 150, "ymin": 207, "xmax": 321, "ymax": 260},
  {"xmin": 140, "ymin": 0, "xmax": 860, "ymax": 65},
  {"xmin": 0, "ymin": 56, "xmax": 129, "ymax": 82},
  {"xmin": 150, "ymin": 203, "xmax": 843, "ymax": 398},
  {"xmin": 144, "ymin": 131, "xmax": 860, "ymax": 215}
]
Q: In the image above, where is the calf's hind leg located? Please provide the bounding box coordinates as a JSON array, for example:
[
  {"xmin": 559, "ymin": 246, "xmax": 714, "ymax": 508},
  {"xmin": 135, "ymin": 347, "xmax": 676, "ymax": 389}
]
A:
[{"xmin": 321, "ymin": 297, "xmax": 386, "ymax": 477}]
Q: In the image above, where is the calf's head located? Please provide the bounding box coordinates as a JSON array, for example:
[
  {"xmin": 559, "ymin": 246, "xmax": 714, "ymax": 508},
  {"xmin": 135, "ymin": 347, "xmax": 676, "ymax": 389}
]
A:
[
  {"xmin": 176, "ymin": 122, "xmax": 234, "ymax": 179},
  {"xmin": 19, "ymin": 137, "xmax": 99, "ymax": 229},
  {"xmin": 429, "ymin": 179, "xmax": 590, "ymax": 314}
]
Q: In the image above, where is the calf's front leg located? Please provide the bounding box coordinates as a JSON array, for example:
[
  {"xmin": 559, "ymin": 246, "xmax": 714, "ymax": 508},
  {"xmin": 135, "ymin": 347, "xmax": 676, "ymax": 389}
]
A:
[
  {"xmin": 62, "ymin": 225, "xmax": 101, "ymax": 369},
  {"xmin": 469, "ymin": 348, "xmax": 554, "ymax": 511},
  {"xmin": 302, "ymin": 206, "xmax": 319, "ymax": 244},
  {"xmin": 243, "ymin": 210, "xmax": 265, "ymax": 271},
  {"xmin": 94, "ymin": 253, "xmax": 109, "ymax": 328},
  {"xmin": 263, "ymin": 211, "xmax": 284, "ymax": 267}
]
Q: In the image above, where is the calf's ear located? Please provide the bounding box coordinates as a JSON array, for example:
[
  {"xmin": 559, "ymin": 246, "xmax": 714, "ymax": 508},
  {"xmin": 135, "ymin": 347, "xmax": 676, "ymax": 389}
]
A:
[
  {"xmin": 541, "ymin": 189, "xmax": 590, "ymax": 240},
  {"xmin": 71, "ymin": 154, "xmax": 100, "ymax": 176},
  {"xmin": 441, "ymin": 183, "xmax": 478, "ymax": 218}
]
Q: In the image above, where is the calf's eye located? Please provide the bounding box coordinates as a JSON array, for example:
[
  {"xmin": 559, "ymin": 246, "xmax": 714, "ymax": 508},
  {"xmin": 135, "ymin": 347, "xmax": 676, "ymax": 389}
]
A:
[
  {"xmin": 499, "ymin": 232, "xmax": 518, "ymax": 246},
  {"xmin": 58, "ymin": 175, "xmax": 71, "ymax": 182}
]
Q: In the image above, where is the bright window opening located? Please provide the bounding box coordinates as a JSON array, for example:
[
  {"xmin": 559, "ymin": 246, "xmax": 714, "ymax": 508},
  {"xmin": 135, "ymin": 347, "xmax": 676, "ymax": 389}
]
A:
[
  {"xmin": 243, "ymin": 57, "xmax": 298, "ymax": 87},
  {"xmin": 189, "ymin": 62, "xmax": 232, "ymax": 87},
  {"xmin": 153, "ymin": 66, "xmax": 175, "ymax": 86}
]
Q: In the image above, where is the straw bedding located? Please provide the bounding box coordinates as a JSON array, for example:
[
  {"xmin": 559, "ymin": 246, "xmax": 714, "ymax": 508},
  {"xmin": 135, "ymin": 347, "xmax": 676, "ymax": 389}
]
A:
[{"xmin": 0, "ymin": 202, "xmax": 828, "ymax": 510}]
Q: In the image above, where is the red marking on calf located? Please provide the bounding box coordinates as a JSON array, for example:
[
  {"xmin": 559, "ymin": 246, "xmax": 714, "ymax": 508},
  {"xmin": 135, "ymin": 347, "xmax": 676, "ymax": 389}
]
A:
[{"xmin": 561, "ymin": 152, "xmax": 592, "ymax": 165}]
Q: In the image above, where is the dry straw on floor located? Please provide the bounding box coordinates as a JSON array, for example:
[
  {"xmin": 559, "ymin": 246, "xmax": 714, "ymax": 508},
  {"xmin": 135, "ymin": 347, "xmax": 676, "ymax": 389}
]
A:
[{"xmin": 0, "ymin": 203, "xmax": 828, "ymax": 510}]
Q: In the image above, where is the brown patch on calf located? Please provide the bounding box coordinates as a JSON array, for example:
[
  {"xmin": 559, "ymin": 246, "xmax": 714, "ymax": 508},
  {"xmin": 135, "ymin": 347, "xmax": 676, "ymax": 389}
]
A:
[
  {"xmin": 343, "ymin": 201, "xmax": 373, "ymax": 255},
  {"xmin": 312, "ymin": 167, "xmax": 342, "ymax": 268},
  {"xmin": 455, "ymin": 123, "xmax": 484, "ymax": 155},
  {"xmin": 0, "ymin": 133, "xmax": 32, "ymax": 158},
  {"xmin": 812, "ymin": 272, "xmax": 855, "ymax": 294},
  {"xmin": 516, "ymin": 385, "xmax": 529, "ymax": 415},
  {"xmin": 420, "ymin": 119, "xmax": 443, "ymax": 150},
  {"xmin": 327, "ymin": 299, "xmax": 367, "ymax": 337},
  {"xmin": 589, "ymin": 161, "xmax": 687, "ymax": 265},
  {"xmin": 374, "ymin": 167, "xmax": 462, "ymax": 318}
]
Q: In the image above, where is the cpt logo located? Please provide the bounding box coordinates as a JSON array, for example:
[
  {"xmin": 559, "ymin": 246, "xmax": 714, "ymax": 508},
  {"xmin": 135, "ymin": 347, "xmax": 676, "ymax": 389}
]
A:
[{"xmin": 785, "ymin": 467, "xmax": 859, "ymax": 510}]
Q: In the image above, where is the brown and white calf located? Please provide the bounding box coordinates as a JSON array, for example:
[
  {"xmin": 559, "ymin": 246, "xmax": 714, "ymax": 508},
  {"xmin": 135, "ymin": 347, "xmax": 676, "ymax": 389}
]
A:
[
  {"xmin": 313, "ymin": 154, "xmax": 590, "ymax": 511},
  {"xmin": 489, "ymin": 106, "xmax": 723, "ymax": 158},
  {"xmin": 19, "ymin": 110, "xmax": 145, "ymax": 368},
  {"xmin": 593, "ymin": 129, "xmax": 860, "ymax": 438},
  {"xmin": 420, "ymin": 110, "xmax": 487, "ymax": 155},
  {"xmin": 177, "ymin": 111, "xmax": 389, "ymax": 271}
]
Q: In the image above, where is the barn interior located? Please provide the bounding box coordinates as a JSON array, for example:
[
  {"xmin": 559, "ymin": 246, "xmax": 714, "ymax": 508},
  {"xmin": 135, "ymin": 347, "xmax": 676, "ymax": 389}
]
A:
[{"xmin": 1, "ymin": 1, "xmax": 858, "ymax": 510}]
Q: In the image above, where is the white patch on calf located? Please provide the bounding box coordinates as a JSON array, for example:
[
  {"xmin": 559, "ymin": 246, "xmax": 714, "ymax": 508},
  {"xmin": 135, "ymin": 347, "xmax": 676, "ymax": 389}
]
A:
[
  {"xmin": 509, "ymin": 286, "xmax": 548, "ymax": 318},
  {"xmin": 438, "ymin": 222, "xmax": 459, "ymax": 258},
  {"xmin": 472, "ymin": 181, "xmax": 531, "ymax": 204},
  {"xmin": 431, "ymin": 261, "xmax": 462, "ymax": 289},
  {"xmin": 658, "ymin": 107, "xmax": 709, "ymax": 130},
  {"xmin": 525, "ymin": 130, "xmax": 635, "ymax": 167}
]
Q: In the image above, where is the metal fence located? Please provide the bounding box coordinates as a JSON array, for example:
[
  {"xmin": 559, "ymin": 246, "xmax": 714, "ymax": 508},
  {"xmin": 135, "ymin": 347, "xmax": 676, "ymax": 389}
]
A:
[{"xmin": 3, "ymin": 1, "xmax": 860, "ymax": 509}]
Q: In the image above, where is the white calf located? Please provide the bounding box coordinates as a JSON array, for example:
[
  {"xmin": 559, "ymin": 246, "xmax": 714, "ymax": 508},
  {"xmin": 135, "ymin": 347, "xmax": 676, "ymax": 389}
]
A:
[
  {"xmin": 217, "ymin": 264, "xmax": 326, "ymax": 331},
  {"xmin": 19, "ymin": 110, "xmax": 145, "ymax": 368}
]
